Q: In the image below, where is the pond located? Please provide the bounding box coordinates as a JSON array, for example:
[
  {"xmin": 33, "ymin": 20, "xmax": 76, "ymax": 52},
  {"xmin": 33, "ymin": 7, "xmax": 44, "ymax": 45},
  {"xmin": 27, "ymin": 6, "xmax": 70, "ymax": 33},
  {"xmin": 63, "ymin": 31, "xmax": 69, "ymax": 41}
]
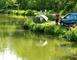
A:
[{"xmin": 0, "ymin": 14, "xmax": 77, "ymax": 60}]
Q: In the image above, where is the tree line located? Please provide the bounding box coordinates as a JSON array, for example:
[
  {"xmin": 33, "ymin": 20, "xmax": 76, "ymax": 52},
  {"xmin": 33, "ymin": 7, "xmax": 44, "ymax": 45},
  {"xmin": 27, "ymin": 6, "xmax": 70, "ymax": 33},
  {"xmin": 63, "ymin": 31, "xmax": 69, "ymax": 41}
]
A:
[{"xmin": 0, "ymin": 0, "xmax": 77, "ymax": 12}]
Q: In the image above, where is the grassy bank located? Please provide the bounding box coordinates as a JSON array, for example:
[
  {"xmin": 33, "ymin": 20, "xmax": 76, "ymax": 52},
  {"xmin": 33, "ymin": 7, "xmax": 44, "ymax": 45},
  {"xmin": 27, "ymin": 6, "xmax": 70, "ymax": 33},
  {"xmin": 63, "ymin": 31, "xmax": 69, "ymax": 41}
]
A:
[
  {"xmin": 64, "ymin": 28, "xmax": 77, "ymax": 42},
  {"xmin": 0, "ymin": 9, "xmax": 56, "ymax": 21},
  {"xmin": 22, "ymin": 19, "xmax": 77, "ymax": 42},
  {"xmin": 0, "ymin": 9, "xmax": 40, "ymax": 16},
  {"xmin": 22, "ymin": 20, "xmax": 66, "ymax": 36},
  {"xmin": 0, "ymin": 9, "xmax": 77, "ymax": 42}
]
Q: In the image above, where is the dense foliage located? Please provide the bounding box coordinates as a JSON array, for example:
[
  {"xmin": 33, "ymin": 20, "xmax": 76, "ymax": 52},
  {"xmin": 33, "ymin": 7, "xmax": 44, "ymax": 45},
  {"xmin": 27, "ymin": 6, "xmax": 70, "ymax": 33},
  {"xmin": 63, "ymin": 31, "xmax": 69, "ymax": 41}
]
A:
[
  {"xmin": 64, "ymin": 28, "xmax": 77, "ymax": 42},
  {"xmin": 22, "ymin": 20, "xmax": 77, "ymax": 42},
  {"xmin": 0, "ymin": 0, "xmax": 77, "ymax": 14},
  {"xmin": 22, "ymin": 20, "xmax": 66, "ymax": 36},
  {"xmin": 0, "ymin": 9, "xmax": 55, "ymax": 20}
]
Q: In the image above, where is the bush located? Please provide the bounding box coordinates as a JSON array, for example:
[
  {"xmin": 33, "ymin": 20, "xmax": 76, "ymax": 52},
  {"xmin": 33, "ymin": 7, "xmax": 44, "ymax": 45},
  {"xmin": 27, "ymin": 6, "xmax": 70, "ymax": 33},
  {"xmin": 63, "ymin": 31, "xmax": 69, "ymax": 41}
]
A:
[
  {"xmin": 44, "ymin": 25, "xmax": 66, "ymax": 35},
  {"xmin": 25, "ymin": 9, "xmax": 34, "ymax": 16},
  {"xmin": 60, "ymin": 10, "xmax": 66, "ymax": 15},
  {"xmin": 28, "ymin": 22, "xmax": 35, "ymax": 30},
  {"xmin": 73, "ymin": 4, "xmax": 77, "ymax": 12},
  {"xmin": 0, "ymin": 9, "xmax": 7, "ymax": 13},
  {"xmin": 15, "ymin": 10, "xmax": 25, "ymax": 15},
  {"xmin": 23, "ymin": 20, "xmax": 33, "ymax": 30},
  {"xmin": 23, "ymin": 20, "xmax": 66, "ymax": 36},
  {"xmin": 32, "ymin": 24, "xmax": 40, "ymax": 32},
  {"xmin": 33, "ymin": 10, "xmax": 40, "ymax": 16},
  {"xmin": 44, "ymin": 25, "xmax": 55, "ymax": 35},
  {"xmin": 28, "ymin": 23, "xmax": 44, "ymax": 32},
  {"xmin": 47, "ymin": 10, "xmax": 55, "ymax": 14},
  {"xmin": 54, "ymin": 26, "xmax": 66, "ymax": 36},
  {"xmin": 64, "ymin": 29, "xmax": 77, "ymax": 42},
  {"xmin": 46, "ymin": 14, "xmax": 55, "ymax": 21},
  {"xmin": 7, "ymin": 10, "xmax": 14, "ymax": 14}
]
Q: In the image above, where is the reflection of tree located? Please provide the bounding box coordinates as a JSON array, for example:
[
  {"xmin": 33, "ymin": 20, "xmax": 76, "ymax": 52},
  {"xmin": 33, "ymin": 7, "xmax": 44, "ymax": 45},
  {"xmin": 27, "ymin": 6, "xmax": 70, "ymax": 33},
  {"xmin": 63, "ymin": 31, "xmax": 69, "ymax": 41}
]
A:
[
  {"xmin": 0, "ymin": 29, "xmax": 75, "ymax": 60},
  {"xmin": 8, "ymin": 31, "xmax": 67, "ymax": 60},
  {"xmin": 0, "ymin": 37, "xmax": 8, "ymax": 52}
]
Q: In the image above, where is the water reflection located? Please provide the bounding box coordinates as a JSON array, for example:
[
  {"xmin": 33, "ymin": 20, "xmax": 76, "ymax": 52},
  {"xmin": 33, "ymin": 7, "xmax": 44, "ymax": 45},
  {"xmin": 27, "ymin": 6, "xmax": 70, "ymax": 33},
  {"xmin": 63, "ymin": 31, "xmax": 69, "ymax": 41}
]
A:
[
  {"xmin": 0, "ymin": 32, "xmax": 69, "ymax": 60},
  {"xmin": 0, "ymin": 48, "xmax": 22, "ymax": 60},
  {"xmin": 0, "ymin": 14, "xmax": 77, "ymax": 60}
]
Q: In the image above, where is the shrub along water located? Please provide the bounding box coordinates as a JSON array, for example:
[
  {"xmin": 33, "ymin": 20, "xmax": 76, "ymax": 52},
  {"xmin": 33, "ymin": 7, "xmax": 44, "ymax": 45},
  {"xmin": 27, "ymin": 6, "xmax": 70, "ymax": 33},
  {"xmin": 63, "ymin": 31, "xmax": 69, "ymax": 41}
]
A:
[
  {"xmin": 23, "ymin": 20, "xmax": 77, "ymax": 42},
  {"xmin": 64, "ymin": 28, "xmax": 77, "ymax": 42},
  {"xmin": 23, "ymin": 20, "xmax": 66, "ymax": 36},
  {"xmin": 0, "ymin": 9, "xmax": 56, "ymax": 21},
  {"xmin": 1, "ymin": 9, "xmax": 77, "ymax": 42},
  {"xmin": 0, "ymin": 9, "xmax": 40, "ymax": 16}
]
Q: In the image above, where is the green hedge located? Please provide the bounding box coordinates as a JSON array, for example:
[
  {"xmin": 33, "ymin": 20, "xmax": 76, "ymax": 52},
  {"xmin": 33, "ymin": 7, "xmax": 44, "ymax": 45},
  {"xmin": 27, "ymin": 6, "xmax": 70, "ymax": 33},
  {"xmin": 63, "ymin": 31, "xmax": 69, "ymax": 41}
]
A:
[
  {"xmin": 64, "ymin": 28, "xmax": 77, "ymax": 42},
  {"xmin": 23, "ymin": 20, "xmax": 66, "ymax": 36},
  {"xmin": 0, "ymin": 9, "xmax": 40, "ymax": 16},
  {"xmin": 16, "ymin": 18, "xmax": 77, "ymax": 42},
  {"xmin": 46, "ymin": 14, "xmax": 55, "ymax": 21},
  {"xmin": 0, "ymin": 9, "xmax": 57, "ymax": 21},
  {"xmin": 23, "ymin": 20, "xmax": 77, "ymax": 42}
]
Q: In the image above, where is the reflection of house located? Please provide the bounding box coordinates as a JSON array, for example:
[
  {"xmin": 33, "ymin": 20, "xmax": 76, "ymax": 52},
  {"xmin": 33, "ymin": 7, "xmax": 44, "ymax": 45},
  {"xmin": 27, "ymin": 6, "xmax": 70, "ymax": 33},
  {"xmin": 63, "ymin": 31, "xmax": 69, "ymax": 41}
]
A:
[{"xmin": 33, "ymin": 14, "xmax": 48, "ymax": 23}]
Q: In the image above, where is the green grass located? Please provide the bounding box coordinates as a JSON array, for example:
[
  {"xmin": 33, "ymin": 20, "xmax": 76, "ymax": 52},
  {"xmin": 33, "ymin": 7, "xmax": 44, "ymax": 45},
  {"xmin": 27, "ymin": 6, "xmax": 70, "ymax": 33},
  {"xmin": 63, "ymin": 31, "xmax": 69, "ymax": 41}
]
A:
[
  {"xmin": 23, "ymin": 20, "xmax": 67, "ymax": 36},
  {"xmin": 64, "ymin": 28, "xmax": 77, "ymax": 42},
  {"xmin": 22, "ymin": 19, "xmax": 77, "ymax": 42},
  {"xmin": 0, "ymin": 9, "xmax": 57, "ymax": 21}
]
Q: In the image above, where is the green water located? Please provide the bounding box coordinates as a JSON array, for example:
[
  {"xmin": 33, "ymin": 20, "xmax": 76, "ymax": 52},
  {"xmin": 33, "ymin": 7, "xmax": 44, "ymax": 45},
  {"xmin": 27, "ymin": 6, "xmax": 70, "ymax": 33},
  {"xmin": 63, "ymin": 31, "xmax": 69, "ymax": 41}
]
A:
[{"xmin": 0, "ymin": 14, "xmax": 77, "ymax": 60}]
